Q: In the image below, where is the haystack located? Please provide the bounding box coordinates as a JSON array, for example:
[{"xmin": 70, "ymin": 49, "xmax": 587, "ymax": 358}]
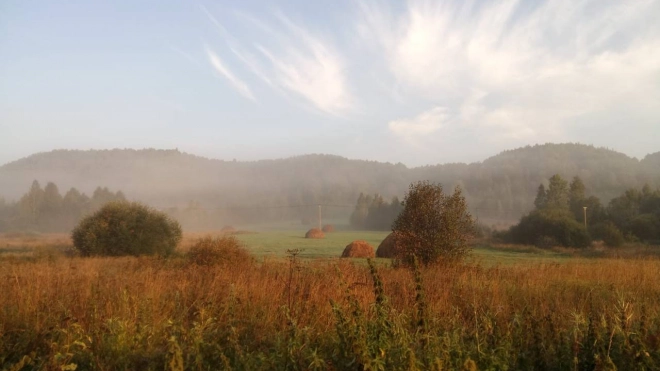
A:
[
  {"xmin": 322, "ymin": 224, "xmax": 335, "ymax": 233},
  {"xmin": 221, "ymin": 225, "xmax": 236, "ymax": 233},
  {"xmin": 341, "ymin": 240, "xmax": 375, "ymax": 258},
  {"xmin": 376, "ymin": 232, "xmax": 400, "ymax": 258},
  {"xmin": 305, "ymin": 228, "xmax": 325, "ymax": 239}
]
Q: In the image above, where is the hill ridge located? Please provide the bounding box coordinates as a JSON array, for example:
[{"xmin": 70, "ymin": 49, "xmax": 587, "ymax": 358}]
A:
[{"xmin": 1, "ymin": 143, "xmax": 657, "ymax": 222}]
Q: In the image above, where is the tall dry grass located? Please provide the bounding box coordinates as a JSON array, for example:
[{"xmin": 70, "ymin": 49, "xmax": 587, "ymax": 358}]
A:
[{"xmin": 2, "ymin": 245, "xmax": 660, "ymax": 369}]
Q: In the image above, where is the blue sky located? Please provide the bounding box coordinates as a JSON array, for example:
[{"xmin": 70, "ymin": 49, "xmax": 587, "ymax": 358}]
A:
[{"xmin": 1, "ymin": 0, "xmax": 659, "ymax": 166}]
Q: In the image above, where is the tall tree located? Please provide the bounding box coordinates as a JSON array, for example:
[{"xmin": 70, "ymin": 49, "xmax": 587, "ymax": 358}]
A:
[
  {"xmin": 40, "ymin": 182, "xmax": 63, "ymax": 231},
  {"xmin": 62, "ymin": 187, "xmax": 90, "ymax": 228},
  {"xmin": 534, "ymin": 184, "xmax": 547, "ymax": 210},
  {"xmin": 569, "ymin": 176, "xmax": 586, "ymax": 221},
  {"xmin": 545, "ymin": 174, "xmax": 569, "ymax": 210},
  {"xmin": 350, "ymin": 193, "xmax": 369, "ymax": 229},
  {"xmin": 18, "ymin": 180, "xmax": 44, "ymax": 227}
]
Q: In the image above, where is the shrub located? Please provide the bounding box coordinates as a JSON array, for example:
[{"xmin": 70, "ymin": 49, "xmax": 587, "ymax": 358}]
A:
[
  {"xmin": 602, "ymin": 222, "xmax": 625, "ymax": 247},
  {"xmin": 591, "ymin": 221, "xmax": 625, "ymax": 247},
  {"xmin": 392, "ymin": 181, "xmax": 474, "ymax": 266},
  {"xmin": 507, "ymin": 209, "xmax": 591, "ymax": 248},
  {"xmin": 71, "ymin": 201, "xmax": 182, "ymax": 256},
  {"xmin": 630, "ymin": 214, "xmax": 660, "ymax": 242},
  {"xmin": 186, "ymin": 235, "xmax": 252, "ymax": 266},
  {"xmin": 535, "ymin": 235, "xmax": 558, "ymax": 249}
]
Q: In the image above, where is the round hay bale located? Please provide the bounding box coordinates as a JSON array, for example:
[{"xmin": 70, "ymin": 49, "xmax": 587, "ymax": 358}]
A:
[
  {"xmin": 322, "ymin": 224, "xmax": 335, "ymax": 233},
  {"xmin": 305, "ymin": 228, "xmax": 325, "ymax": 239},
  {"xmin": 221, "ymin": 225, "xmax": 236, "ymax": 233},
  {"xmin": 341, "ymin": 240, "xmax": 375, "ymax": 258},
  {"xmin": 376, "ymin": 232, "xmax": 400, "ymax": 258}
]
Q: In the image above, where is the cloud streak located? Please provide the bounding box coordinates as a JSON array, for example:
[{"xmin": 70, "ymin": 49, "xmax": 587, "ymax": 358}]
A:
[
  {"xmin": 202, "ymin": 7, "xmax": 353, "ymax": 115},
  {"xmin": 204, "ymin": 46, "xmax": 256, "ymax": 101}
]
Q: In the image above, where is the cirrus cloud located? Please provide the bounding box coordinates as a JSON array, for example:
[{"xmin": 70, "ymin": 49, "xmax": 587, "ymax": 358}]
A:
[{"xmin": 358, "ymin": 0, "xmax": 660, "ymax": 149}]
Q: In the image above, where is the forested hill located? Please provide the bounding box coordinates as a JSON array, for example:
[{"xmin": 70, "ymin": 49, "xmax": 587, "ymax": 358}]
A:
[{"xmin": 0, "ymin": 144, "xmax": 658, "ymax": 222}]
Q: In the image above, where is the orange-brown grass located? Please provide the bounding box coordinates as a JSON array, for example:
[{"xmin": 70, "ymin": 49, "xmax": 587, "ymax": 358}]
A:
[{"xmin": 2, "ymin": 250, "xmax": 660, "ymax": 369}]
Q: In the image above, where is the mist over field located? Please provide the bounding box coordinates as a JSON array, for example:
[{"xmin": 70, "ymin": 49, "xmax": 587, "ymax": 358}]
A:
[{"xmin": 0, "ymin": 143, "xmax": 658, "ymax": 231}]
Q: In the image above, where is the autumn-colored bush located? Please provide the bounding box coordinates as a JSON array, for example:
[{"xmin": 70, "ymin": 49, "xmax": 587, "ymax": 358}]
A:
[
  {"xmin": 186, "ymin": 235, "xmax": 252, "ymax": 266},
  {"xmin": 341, "ymin": 240, "xmax": 375, "ymax": 258}
]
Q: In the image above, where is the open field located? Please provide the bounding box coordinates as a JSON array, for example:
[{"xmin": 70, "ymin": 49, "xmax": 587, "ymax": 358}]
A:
[
  {"xmin": 2, "ymin": 231, "xmax": 660, "ymax": 369},
  {"xmin": 0, "ymin": 230, "xmax": 572, "ymax": 264}
]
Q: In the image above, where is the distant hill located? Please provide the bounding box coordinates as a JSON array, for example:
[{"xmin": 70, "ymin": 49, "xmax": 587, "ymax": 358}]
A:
[{"xmin": 1, "ymin": 144, "xmax": 658, "ymax": 223}]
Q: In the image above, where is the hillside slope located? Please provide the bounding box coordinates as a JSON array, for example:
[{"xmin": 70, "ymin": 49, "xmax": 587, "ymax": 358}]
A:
[{"xmin": 1, "ymin": 144, "xmax": 657, "ymax": 221}]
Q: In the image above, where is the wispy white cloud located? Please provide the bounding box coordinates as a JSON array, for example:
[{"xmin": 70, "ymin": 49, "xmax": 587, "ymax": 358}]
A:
[
  {"xmin": 202, "ymin": 7, "xmax": 353, "ymax": 115},
  {"xmin": 204, "ymin": 46, "xmax": 256, "ymax": 101},
  {"xmin": 358, "ymin": 0, "xmax": 660, "ymax": 147}
]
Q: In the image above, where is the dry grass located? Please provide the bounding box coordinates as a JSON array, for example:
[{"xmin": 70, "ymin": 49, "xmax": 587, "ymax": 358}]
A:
[{"xmin": 3, "ymin": 232, "xmax": 660, "ymax": 369}]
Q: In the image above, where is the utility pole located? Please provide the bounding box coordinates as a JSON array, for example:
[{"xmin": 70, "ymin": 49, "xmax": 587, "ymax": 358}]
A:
[
  {"xmin": 318, "ymin": 204, "xmax": 322, "ymax": 230},
  {"xmin": 583, "ymin": 206, "xmax": 587, "ymax": 228}
]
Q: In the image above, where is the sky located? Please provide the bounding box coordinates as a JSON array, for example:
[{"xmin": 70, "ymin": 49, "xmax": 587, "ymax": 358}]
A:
[{"xmin": 1, "ymin": 0, "xmax": 659, "ymax": 167}]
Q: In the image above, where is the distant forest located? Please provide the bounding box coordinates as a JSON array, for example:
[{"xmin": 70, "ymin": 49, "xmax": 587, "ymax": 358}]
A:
[
  {"xmin": 502, "ymin": 175, "xmax": 660, "ymax": 247},
  {"xmin": 0, "ymin": 143, "xmax": 658, "ymax": 231},
  {"xmin": 0, "ymin": 181, "xmax": 126, "ymax": 232}
]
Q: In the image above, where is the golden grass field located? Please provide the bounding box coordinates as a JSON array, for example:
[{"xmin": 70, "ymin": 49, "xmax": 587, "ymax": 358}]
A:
[{"xmin": 2, "ymin": 231, "xmax": 660, "ymax": 370}]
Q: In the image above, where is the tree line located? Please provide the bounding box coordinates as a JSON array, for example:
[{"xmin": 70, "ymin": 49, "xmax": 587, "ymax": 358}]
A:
[
  {"xmin": 349, "ymin": 193, "xmax": 403, "ymax": 230},
  {"xmin": 502, "ymin": 174, "xmax": 660, "ymax": 247},
  {"xmin": 0, "ymin": 180, "xmax": 126, "ymax": 232},
  {"xmin": 1, "ymin": 144, "xmax": 658, "ymax": 224}
]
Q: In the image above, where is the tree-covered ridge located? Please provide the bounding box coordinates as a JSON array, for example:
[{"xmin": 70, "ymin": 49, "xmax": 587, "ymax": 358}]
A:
[{"xmin": 0, "ymin": 143, "xmax": 657, "ymax": 223}]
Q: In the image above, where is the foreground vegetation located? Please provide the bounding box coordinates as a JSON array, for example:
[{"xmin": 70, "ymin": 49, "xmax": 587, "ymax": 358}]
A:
[{"xmin": 2, "ymin": 233, "xmax": 660, "ymax": 370}]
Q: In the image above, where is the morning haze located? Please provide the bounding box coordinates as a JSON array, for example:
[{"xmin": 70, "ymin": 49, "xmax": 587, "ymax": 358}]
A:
[{"xmin": 2, "ymin": 1, "xmax": 660, "ymax": 369}]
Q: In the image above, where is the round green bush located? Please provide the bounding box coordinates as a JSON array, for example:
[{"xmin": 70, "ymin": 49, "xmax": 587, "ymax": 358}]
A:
[
  {"xmin": 72, "ymin": 201, "xmax": 182, "ymax": 256},
  {"xmin": 507, "ymin": 209, "xmax": 591, "ymax": 248}
]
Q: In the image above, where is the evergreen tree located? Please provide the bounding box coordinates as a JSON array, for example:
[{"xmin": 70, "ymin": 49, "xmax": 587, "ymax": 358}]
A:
[
  {"xmin": 62, "ymin": 188, "xmax": 90, "ymax": 228},
  {"xmin": 18, "ymin": 180, "xmax": 44, "ymax": 228},
  {"xmin": 569, "ymin": 176, "xmax": 586, "ymax": 221},
  {"xmin": 40, "ymin": 182, "xmax": 63, "ymax": 231},
  {"xmin": 366, "ymin": 194, "xmax": 385, "ymax": 229},
  {"xmin": 350, "ymin": 193, "xmax": 369, "ymax": 229},
  {"xmin": 534, "ymin": 184, "xmax": 547, "ymax": 210},
  {"xmin": 545, "ymin": 175, "xmax": 569, "ymax": 210}
]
